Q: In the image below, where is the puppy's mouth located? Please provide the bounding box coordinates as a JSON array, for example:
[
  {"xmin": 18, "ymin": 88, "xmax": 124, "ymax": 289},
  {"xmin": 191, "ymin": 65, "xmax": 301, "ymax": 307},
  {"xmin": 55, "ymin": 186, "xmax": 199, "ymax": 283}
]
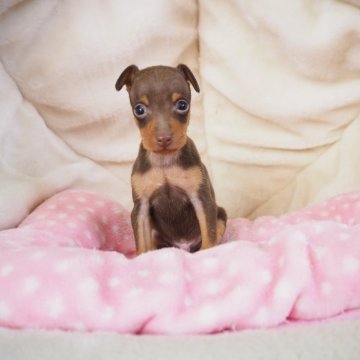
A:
[
  {"xmin": 151, "ymin": 137, "xmax": 187, "ymax": 154},
  {"xmin": 153, "ymin": 147, "xmax": 179, "ymax": 154},
  {"xmin": 142, "ymin": 135, "xmax": 187, "ymax": 154}
]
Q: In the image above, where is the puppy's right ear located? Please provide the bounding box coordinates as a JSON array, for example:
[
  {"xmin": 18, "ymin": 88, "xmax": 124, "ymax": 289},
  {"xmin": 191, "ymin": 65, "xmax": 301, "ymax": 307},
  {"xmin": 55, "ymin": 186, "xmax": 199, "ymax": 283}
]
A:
[{"xmin": 115, "ymin": 65, "xmax": 139, "ymax": 91}]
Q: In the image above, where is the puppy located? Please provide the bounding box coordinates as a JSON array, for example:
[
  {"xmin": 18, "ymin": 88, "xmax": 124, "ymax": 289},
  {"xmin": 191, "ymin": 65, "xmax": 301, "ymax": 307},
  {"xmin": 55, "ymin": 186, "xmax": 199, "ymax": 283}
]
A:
[{"xmin": 116, "ymin": 64, "xmax": 226, "ymax": 254}]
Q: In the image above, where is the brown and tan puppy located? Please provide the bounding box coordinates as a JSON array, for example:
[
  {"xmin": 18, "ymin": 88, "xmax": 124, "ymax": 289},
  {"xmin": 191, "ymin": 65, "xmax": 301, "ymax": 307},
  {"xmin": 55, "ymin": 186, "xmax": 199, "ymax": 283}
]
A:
[{"xmin": 116, "ymin": 64, "xmax": 226, "ymax": 255}]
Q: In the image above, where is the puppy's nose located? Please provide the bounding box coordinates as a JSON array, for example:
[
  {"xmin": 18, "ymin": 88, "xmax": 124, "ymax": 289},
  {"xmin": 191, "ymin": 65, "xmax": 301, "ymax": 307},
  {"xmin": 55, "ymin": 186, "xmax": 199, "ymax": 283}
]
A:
[{"xmin": 156, "ymin": 135, "xmax": 173, "ymax": 148}]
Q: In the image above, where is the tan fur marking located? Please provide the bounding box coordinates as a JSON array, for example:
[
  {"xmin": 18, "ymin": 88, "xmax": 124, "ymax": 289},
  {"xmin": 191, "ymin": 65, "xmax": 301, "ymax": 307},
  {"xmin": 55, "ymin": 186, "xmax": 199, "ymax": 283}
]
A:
[
  {"xmin": 189, "ymin": 193, "xmax": 210, "ymax": 249},
  {"xmin": 132, "ymin": 170, "xmax": 164, "ymax": 200},
  {"xmin": 170, "ymin": 117, "xmax": 188, "ymax": 150},
  {"xmin": 139, "ymin": 119, "xmax": 156, "ymax": 151},
  {"xmin": 139, "ymin": 95, "xmax": 150, "ymax": 106},
  {"xmin": 135, "ymin": 200, "xmax": 153, "ymax": 254},
  {"xmin": 171, "ymin": 92, "xmax": 182, "ymax": 103},
  {"xmin": 216, "ymin": 218, "xmax": 226, "ymax": 244},
  {"xmin": 132, "ymin": 165, "xmax": 202, "ymax": 200}
]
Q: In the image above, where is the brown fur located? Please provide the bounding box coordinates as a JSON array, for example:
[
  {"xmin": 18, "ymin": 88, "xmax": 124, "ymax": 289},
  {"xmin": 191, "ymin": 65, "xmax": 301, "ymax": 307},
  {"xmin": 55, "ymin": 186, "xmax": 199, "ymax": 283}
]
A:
[{"xmin": 116, "ymin": 64, "xmax": 227, "ymax": 254}]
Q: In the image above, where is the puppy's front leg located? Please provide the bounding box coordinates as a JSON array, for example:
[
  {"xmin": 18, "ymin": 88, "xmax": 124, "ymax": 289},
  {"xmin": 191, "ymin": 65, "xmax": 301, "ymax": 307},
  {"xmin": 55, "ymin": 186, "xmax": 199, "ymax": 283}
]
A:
[
  {"xmin": 131, "ymin": 200, "xmax": 154, "ymax": 254},
  {"xmin": 189, "ymin": 192, "xmax": 218, "ymax": 250}
]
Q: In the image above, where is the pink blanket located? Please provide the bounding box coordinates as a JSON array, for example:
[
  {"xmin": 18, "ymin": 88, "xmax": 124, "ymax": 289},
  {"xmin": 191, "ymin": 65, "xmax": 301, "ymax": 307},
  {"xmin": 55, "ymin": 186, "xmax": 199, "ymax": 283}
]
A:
[{"xmin": 0, "ymin": 190, "xmax": 359, "ymax": 334}]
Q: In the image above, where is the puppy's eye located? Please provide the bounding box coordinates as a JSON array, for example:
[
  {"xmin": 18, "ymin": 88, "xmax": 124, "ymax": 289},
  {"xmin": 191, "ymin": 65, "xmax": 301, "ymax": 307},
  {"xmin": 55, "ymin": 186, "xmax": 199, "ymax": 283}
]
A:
[
  {"xmin": 134, "ymin": 104, "xmax": 147, "ymax": 118},
  {"xmin": 175, "ymin": 99, "xmax": 189, "ymax": 113}
]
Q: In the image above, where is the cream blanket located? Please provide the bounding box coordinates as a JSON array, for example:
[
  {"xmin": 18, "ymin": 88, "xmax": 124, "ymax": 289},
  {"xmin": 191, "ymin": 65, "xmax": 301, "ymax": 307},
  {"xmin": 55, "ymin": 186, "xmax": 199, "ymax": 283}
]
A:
[{"xmin": 1, "ymin": 0, "xmax": 360, "ymax": 230}]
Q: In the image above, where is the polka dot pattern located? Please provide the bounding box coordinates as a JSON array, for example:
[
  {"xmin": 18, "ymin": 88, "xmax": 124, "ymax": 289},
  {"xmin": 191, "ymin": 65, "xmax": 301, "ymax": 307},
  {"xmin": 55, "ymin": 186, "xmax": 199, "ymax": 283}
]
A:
[{"xmin": 0, "ymin": 190, "xmax": 359, "ymax": 334}]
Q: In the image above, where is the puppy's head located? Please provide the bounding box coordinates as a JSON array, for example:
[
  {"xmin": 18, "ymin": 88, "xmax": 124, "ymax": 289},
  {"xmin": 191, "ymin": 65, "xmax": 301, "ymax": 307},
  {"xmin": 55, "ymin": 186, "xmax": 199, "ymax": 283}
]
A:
[{"xmin": 116, "ymin": 64, "xmax": 200, "ymax": 154}]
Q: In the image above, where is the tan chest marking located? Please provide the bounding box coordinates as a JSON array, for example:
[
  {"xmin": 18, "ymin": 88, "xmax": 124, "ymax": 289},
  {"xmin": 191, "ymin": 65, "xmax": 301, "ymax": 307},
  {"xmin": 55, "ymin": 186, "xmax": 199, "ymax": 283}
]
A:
[{"xmin": 132, "ymin": 166, "xmax": 202, "ymax": 200}]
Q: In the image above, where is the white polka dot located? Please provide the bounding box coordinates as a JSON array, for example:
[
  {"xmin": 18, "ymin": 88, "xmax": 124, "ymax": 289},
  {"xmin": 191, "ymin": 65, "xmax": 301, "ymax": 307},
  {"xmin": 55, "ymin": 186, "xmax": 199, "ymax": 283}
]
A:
[
  {"xmin": 31, "ymin": 251, "xmax": 46, "ymax": 261},
  {"xmin": 67, "ymin": 222, "xmax": 77, "ymax": 229},
  {"xmin": 47, "ymin": 297, "xmax": 65, "ymax": 318},
  {"xmin": 335, "ymin": 215, "xmax": 343, "ymax": 222},
  {"xmin": 256, "ymin": 227, "xmax": 266, "ymax": 236},
  {"xmin": 339, "ymin": 233, "xmax": 350, "ymax": 241},
  {"xmin": 36, "ymin": 214, "xmax": 46, "ymax": 220},
  {"xmin": 101, "ymin": 306, "xmax": 115, "ymax": 322},
  {"xmin": 112, "ymin": 224, "xmax": 120, "ymax": 235},
  {"xmin": 0, "ymin": 301, "xmax": 11, "ymax": 320},
  {"xmin": 204, "ymin": 280, "xmax": 221, "ymax": 295},
  {"xmin": 292, "ymin": 231, "xmax": 307, "ymax": 243},
  {"xmin": 231, "ymin": 287, "xmax": 252, "ymax": 308},
  {"xmin": 158, "ymin": 273, "xmax": 177, "ymax": 284},
  {"xmin": 91, "ymin": 254, "xmax": 104, "ymax": 265},
  {"xmin": 268, "ymin": 236, "xmax": 280, "ymax": 245},
  {"xmin": 314, "ymin": 246, "xmax": 327, "ymax": 260},
  {"xmin": 108, "ymin": 277, "xmax": 121, "ymax": 288},
  {"xmin": 67, "ymin": 205, "xmax": 76, "ymax": 211},
  {"xmin": 138, "ymin": 270, "xmax": 150, "ymax": 278},
  {"xmin": 77, "ymin": 197, "xmax": 87, "ymax": 203},
  {"xmin": 0, "ymin": 264, "xmax": 14, "ymax": 277},
  {"xmin": 202, "ymin": 257, "xmax": 219, "ymax": 270},
  {"xmin": 47, "ymin": 204, "xmax": 57, "ymax": 210},
  {"xmin": 46, "ymin": 220, "xmax": 56, "ymax": 227},
  {"xmin": 79, "ymin": 277, "xmax": 99, "ymax": 293},
  {"xmin": 258, "ymin": 270, "xmax": 272, "ymax": 284},
  {"xmin": 57, "ymin": 213, "xmax": 68, "ymax": 220},
  {"xmin": 112, "ymin": 206, "xmax": 122, "ymax": 215},
  {"xmin": 127, "ymin": 287, "xmax": 144, "ymax": 297},
  {"xmin": 158, "ymin": 251, "xmax": 176, "ymax": 261},
  {"xmin": 314, "ymin": 224, "xmax": 324, "ymax": 234},
  {"xmin": 343, "ymin": 256, "xmax": 359, "ymax": 275},
  {"xmin": 321, "ymin": 282, "xmax": 333, "ymax": 296},
  {"xmin": 227, "ymin": 261, "xmax": 241, "ymax": 276},
  {"xmin": 85, "ymin": 207, "xmax": 95, "ymax": 214},
  {"xmin": 184, "ymin": 296, "xmax": 193, "ymax": 307},
  {"xmin": 23, "ymin": 276, "xmax": 40, "ymax": 295},
  {"xmin": 54, "ymin": 260, "xmax": 71, "ymax": 274},
  {"xmin": 77, "ymin": 213, "xmax": 88, "ymax": 221},
  {"xmin": 185, "ymin": 272, "xmax": 192, "ymax": 282},
  {"xmin": 96, "ymin": 200, "xmax": 106, "ymax": 207},
  {"xmin": 198, "ymin": 304, "xmax": 218, "ymax": 326},
  {"xmin": 101, "ymin": 215, "xmax": 109, "ymax": 224},
  {"xmin": 274, "ymin": 280, "xmax": 293, "ymax": 301},
  {"xmin": 85, "ymin": 231, "xmax": 93, "ymax": 240}
]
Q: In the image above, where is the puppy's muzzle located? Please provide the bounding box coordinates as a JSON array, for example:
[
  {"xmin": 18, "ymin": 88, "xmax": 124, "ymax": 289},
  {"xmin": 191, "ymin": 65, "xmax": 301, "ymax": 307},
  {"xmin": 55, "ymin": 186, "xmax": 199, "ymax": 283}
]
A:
[{"xmin": 156, "ymin": 135, "xmax": 173, "ymax": 149}]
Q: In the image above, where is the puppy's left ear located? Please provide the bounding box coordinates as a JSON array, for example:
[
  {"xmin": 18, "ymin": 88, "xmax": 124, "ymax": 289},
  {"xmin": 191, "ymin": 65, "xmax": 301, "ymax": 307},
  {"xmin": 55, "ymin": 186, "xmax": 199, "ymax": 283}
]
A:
[
  {"xmin": 177, "ymin": 64, "xmax": 200, "ymax": 93},
  {"xmin": 115, "ymin": 65, "xmax": 139, "ymax": 91}
]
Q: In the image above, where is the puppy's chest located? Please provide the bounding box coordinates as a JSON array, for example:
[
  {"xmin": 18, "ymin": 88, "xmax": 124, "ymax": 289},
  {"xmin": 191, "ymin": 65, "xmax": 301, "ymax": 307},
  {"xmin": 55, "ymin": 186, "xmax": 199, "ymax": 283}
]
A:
[{"xmin": 132, "ymin": 166, "xmax": 202, "ymax": 200}]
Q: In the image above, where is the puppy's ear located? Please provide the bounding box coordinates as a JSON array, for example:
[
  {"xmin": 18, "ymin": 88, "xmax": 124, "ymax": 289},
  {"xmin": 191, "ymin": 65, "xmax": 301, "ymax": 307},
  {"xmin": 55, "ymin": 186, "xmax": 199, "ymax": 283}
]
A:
[
  {"xmin": 177, "ymin": 64, "xmax": 200, "ymax": 93},
  {"xmin": 115, "ymin": 65, "xmax": 139, "ymax": 91}
]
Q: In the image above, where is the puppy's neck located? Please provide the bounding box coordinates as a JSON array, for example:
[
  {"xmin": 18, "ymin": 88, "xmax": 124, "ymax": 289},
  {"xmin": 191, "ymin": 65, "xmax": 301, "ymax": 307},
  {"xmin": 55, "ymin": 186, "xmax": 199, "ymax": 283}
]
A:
[{"xmin": 147, "ymin": 151, "xmax": 180, "ymax": 168}]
